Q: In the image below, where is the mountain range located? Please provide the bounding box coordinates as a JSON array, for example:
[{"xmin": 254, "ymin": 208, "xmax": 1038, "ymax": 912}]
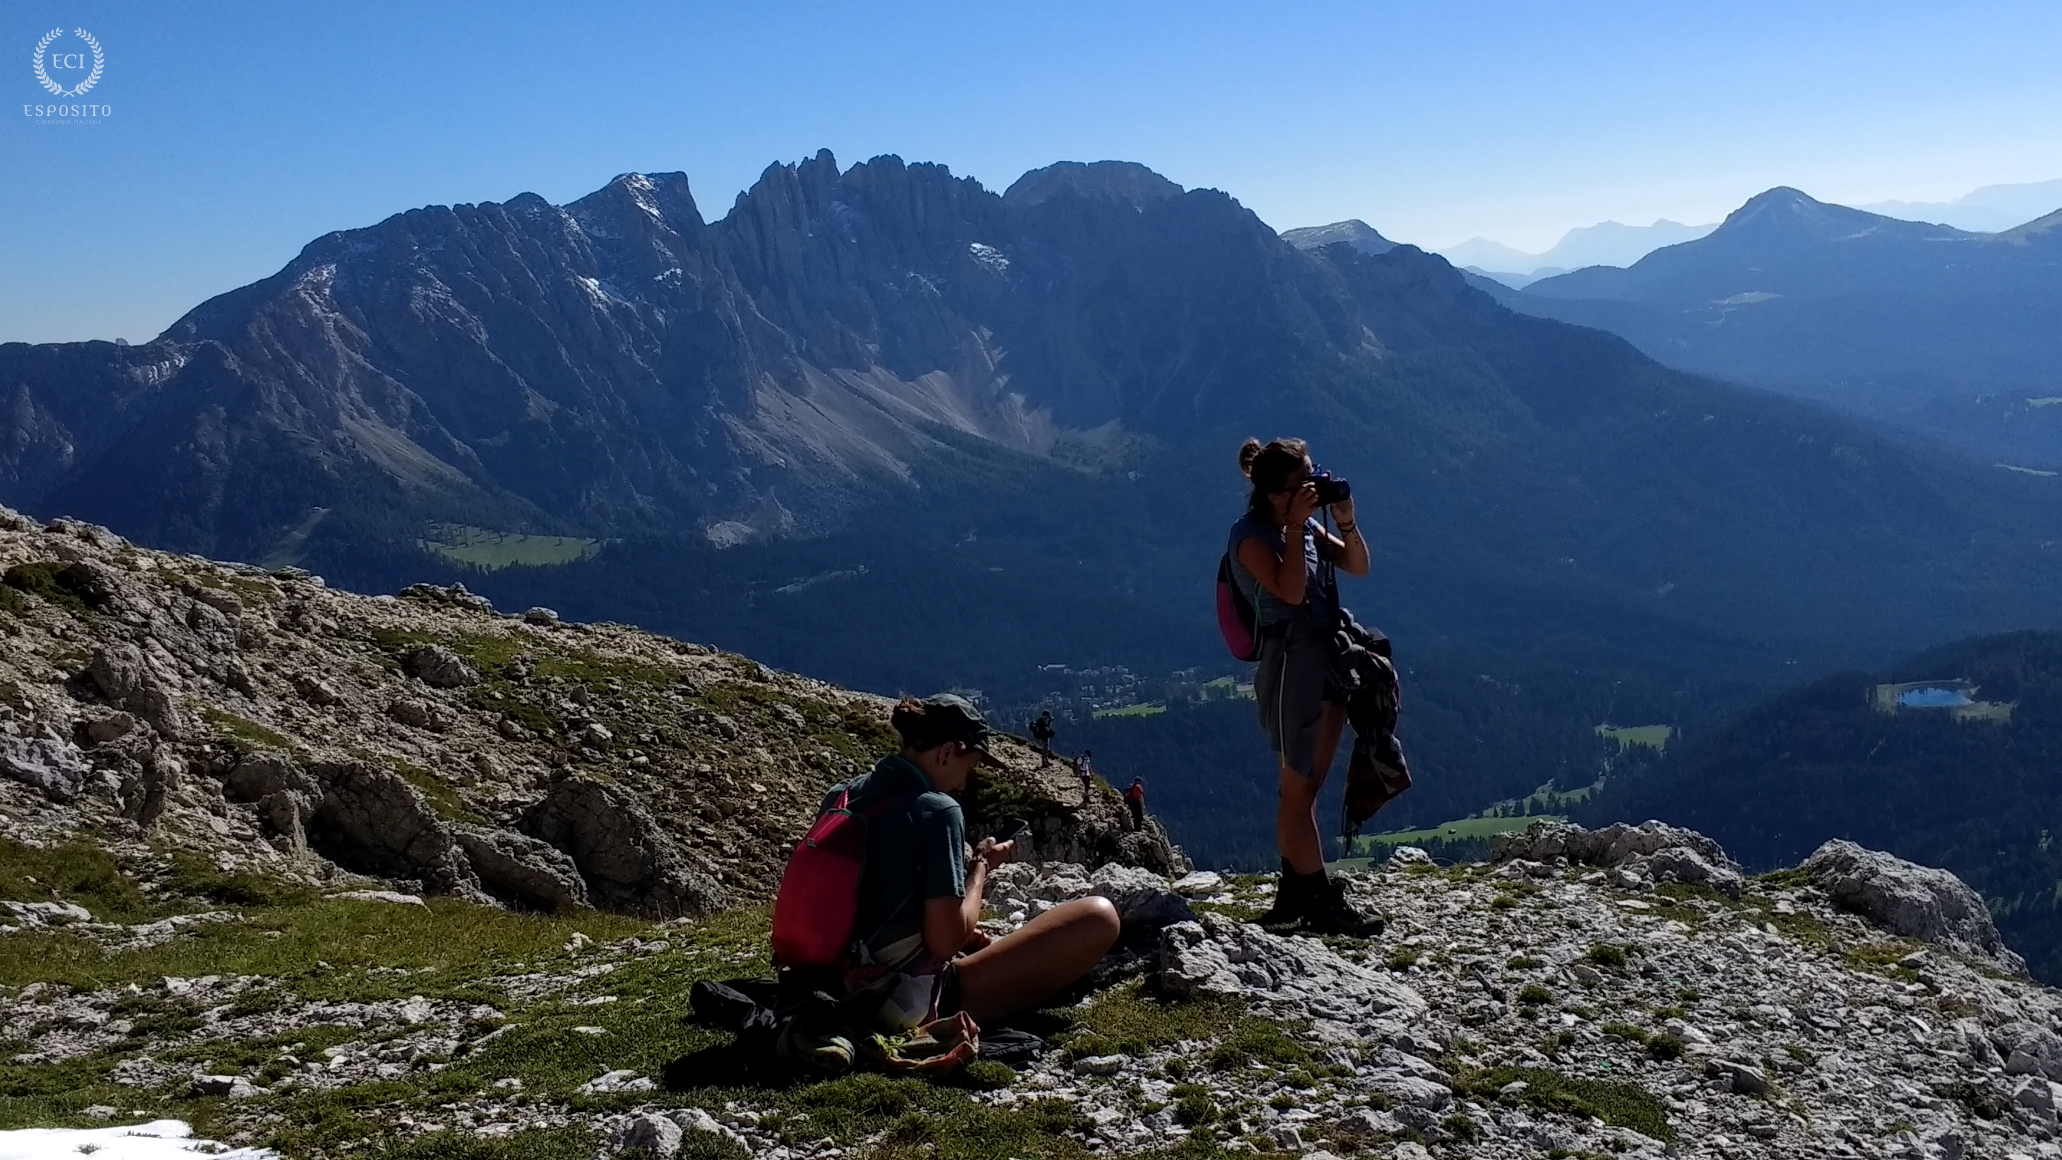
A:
[
  {"xmin": 1484, "ymin": 187, "xmax": 2062, "ymax": 466},
  {"xmin": 1861, "ymin": 178, "xmax": 2062, "ymax": 233},
  {"xmin": 6, "ymin": 153, "xmax": 2062, "ymax": 854},
  {"xmin": 1431, "ymin": 219, "xmax": 1717, "ymax": 283}
]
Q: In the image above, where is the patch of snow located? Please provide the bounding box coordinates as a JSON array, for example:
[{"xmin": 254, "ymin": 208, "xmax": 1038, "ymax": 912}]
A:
[
  {"xmin": 618, "ymin": 174, "xmax": 662, "ymax": 219},
  {"xmin": 574, "ymin": 276, "xmax": 628, "ymax": 307},
  {"xmin": 0, "ymin": 1120, "xmax": 275, "ymax": 1160},
  {"xmin": 968, "ymin": 242, "xmax": 1010, "ymax": 273},
  {"xmin": 704, "ymin": 521, "xmax": 755, "ymax": 550}
]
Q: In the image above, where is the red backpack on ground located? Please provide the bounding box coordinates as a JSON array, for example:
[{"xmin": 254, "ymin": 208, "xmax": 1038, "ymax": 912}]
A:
[
  {"xmin": 770, "ymin": 785, "xmax": 908, "ymax": 970},
  {"xmin": 1216, "ymin": 553, "xmax": 1261, "ymax": 662}
]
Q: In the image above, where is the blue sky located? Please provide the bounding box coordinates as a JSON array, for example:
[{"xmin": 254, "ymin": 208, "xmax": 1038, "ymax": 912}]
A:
[{"xmin": 5, "ymin": 0, "xmax": 2060, "ymax": 344}]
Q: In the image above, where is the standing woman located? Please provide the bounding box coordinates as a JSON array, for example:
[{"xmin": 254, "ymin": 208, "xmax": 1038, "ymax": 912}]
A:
[{"xmin": 1228, "ymin": 438, "xmax": 1384, "ymax": 935}]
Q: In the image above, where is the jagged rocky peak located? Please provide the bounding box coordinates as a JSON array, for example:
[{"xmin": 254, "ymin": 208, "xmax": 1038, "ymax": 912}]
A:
[
  {"xmin": 1003, "ymin": 159, "xmax": 1184, "ymax": 209},
  {"xmin": 1280, "ymin": 218, "xmax": 1399, "ymax": 255},
  {"xmin": 0, "ymin": 507, "xmax": 1184, "ymax": 919},
  {"xmin": 567, "ymin": 171, "xmax": 705, "ymax": 238}
]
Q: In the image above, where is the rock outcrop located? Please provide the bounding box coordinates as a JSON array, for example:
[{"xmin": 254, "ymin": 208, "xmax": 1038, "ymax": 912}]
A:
[
  {"xmin": 1805, "ymin": 838, "xmax": 2027, "ymax": 973},
  {"xmin": 1492, "ymin": 820, "xmax": 1745, "ymax": 898},
  {"xmin": 519, "ymin": 778, "xmax": 725, "ymax": 918}
]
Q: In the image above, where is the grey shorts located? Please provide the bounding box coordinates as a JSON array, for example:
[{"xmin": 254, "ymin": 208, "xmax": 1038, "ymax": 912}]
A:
[{"xmin": 1255, "ymin": 617, "xmax": 1340, "ymax": 777}]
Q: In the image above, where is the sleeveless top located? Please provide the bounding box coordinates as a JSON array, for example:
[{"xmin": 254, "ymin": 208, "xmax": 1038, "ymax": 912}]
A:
[{"xmin": 1227, "ymin": 514, "xmax": 1332, "ymax": 628}]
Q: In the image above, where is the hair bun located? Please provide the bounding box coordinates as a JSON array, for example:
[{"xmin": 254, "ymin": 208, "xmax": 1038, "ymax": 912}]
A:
[{"xmin": 1237, "ymin": 437, "xmax": 1263, "ymax": 479}]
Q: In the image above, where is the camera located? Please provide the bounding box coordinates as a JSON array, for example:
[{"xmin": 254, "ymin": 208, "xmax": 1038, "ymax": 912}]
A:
[{"xmin": 1310, "ymin": 469, "xmax": 1352, "ymax": 506}]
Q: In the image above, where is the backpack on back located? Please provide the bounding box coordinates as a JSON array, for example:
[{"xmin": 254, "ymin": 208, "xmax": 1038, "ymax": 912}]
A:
[
  {"xmin": 1216, "ymin": 552, "xmax": 1261, "ymax": 662},
  {"xmin": 770, "ymin": 784, "xmax": 906, "ymax": 971}
]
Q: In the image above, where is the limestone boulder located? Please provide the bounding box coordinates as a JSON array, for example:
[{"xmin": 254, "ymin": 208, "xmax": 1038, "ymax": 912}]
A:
[
  {"xmin": 453, "ymin": 826, "xmax": 591, "ymax": 914},
  {"xmin": 406, "ymin": 645, "xmax": 479, "ymax": 689},
  {"xmin": 1492, "ymin": 821, "xmax": 1733, "ymax": 871},
  {"xmin": 308, "ymin": 761, "xmax": 478, "ymax": 896},
  {"xmin": 1804, "ymin": 839, "xmax": 2025, "ymax": 973},
  {"xmin": 520, "ymin": 777, "xmax": 726, "ymax": 917},
  {"xmin": 0, "ymin": 735, "xmax": 89, "ymax": 800},
  {"xmin": 1158, "ymin": 914, "xmax": 1427, "ymax": 1037}
]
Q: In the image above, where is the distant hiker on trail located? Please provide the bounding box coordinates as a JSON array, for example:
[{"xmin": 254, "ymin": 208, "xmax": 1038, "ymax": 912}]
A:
[
  {"xmin": 1030, "ymin": 710, "xmax": 1056, "ymax": 766},
  {"xmin": 1077, "ymin": 749, "xmax": 1095, "ymax": 806},
  {"xmin": 770, "ymin": 693, "xmax": 1118, "ymax": 1069},
  {"xmin": 1123, "ymin": 777, "xmax": 1146, "ymax": 831},
  {"xmin": 1224, "ymin": 437, "xmax": 1396, "ymax": 936}
]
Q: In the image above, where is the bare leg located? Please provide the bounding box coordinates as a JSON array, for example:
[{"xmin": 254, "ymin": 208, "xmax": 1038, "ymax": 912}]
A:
[
  {"xmin": 954, "ymin": 896, "xmax": 1121, "ymax": 1025},
  {"xmin": 1276, "ymin": 701, "xmax": 1349, "ymax": 875}
]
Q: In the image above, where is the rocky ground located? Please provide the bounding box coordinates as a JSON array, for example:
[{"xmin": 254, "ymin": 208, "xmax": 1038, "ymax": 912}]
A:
[{"xmin": 6, "ymin": 512, "xmax": 2062, "ymax": 1160}]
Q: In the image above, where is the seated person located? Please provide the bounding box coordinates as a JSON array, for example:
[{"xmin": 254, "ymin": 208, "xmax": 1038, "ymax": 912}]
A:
[{"xmin": 834, "ymin": 693, "xmax": 1120, "ymax": 1032}]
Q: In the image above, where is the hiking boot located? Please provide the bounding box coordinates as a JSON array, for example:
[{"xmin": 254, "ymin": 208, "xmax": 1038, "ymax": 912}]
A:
[
  {"xmin": 776, "ymin": 1019, "xmax": 855, "ymax": 1074},
  {"xmin": 1301, "ymin": 874, "xmax": 1385, "ymax": 938},
  {"xmin": 1257, "ymin": 860, "xmax": 1308, "ymax": 927}
]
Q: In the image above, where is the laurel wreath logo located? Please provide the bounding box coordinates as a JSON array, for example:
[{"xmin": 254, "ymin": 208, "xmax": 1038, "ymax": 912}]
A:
[{"xmin": 31, "ymin": 27, "xmax": 104, "ymax": 98}]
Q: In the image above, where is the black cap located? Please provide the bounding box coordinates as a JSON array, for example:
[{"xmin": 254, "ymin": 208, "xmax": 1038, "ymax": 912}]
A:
[{"xmin": 914, "ymin": 693, "xmax": 1005, "ymax": 768}]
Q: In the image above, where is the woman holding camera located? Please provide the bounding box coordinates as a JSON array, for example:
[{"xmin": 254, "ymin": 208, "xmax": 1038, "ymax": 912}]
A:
[{"xmin": 1228, "ymin": 437, "xmax": 1384, "ymax": 935}]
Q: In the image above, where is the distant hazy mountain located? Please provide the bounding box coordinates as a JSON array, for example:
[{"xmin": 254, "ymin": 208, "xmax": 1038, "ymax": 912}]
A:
[
  {"xmin": 1460, "ymin": 266, "xmax": 1565, "ymax": 291},
  {"xmin": 1861, "ymin": 178, "xmax": 2062, "ymax": 234},
  {"xmin": 1434, "ymin": 236, "xmax": 1536, "ymax": 272},
  {"xmin": 1434, "ymin": 219, "xmax": 1715, "ymax": 276},
  {"xmin": 1278, "ymin": 219, "xmax": 1396, "ymax": 255},
  {"xmin": 1500, "ymin": 187, "xmax": 2062, "ymax": 464}
]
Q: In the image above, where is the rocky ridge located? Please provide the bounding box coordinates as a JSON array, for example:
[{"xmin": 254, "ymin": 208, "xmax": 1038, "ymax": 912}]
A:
[{"xmin": 0, "ymin": 507, "xmax": 1180, "ymax": 922}]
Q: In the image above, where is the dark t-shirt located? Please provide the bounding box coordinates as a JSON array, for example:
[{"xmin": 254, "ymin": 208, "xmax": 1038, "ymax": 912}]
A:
[{"xmin": 820, "ymin": 755, "xmax": 966, "ymax": 956}]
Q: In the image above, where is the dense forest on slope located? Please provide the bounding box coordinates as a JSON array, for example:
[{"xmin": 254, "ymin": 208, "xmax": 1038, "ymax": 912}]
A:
[{"xmin": 1582, "ymin": 631, "xmax": 2062, "ymax": 981}]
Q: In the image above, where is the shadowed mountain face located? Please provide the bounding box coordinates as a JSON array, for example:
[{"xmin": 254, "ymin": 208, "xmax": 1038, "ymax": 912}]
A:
[
  {"xmin": 1497, "ymin": 188, "xmax": 2062, "ymax": 463},
  {"xmin": 2, "ymin": 156, "xmax": 2061, "ymax": 717}
]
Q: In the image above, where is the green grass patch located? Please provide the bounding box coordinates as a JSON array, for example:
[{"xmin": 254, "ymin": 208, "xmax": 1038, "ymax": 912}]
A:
[
  {"xmin": 1600, "ymin": 1023, "xmax": 1649, "ymax": 1044},
  {"xmin": 1, "ymin": 561, "xmax": 92, "ymax": 617},
  {"xmin": 1466, "ymin": 1066, "xmax": 1674, "ymax": 1142},
  {"xmin": 1192, "ymin": 900, "xmax": 1267, "ymax": 924},
  {"xmin": 391, "ymin": 758, "xmax": 487, "ymax": 825},
  {"xmin": 1206, "ymin": 1016, "xmax": 1312, "ymax": 1071},
  {"xmin": 1055, "ymin": 979, "xmax": 1243, "ymax": 1059},
  {"xmin": 0, "ymin": 838, "xmax": 156, "ymax": 923},
  {"xmin": 0, "ymin": 893, "xmax": 659, "ymax": 994},
  {"xmin": 164, "ymin": 849, "xmax": 321, "ymax": 910},
  {"xmin": 1844, "ymin": 940, "xmax": 1924, "ymax": 981},
  {"xmin": 1584, "ymin": 943, "xmax": 1630, "ymax": 970},
  {"xmin": 1595, "ymin": 724, "xmax": 1672, "ymax": 751},
  {"xmin": 1516, "ymin": 984, "xmax": 1555, "ymax": 1006},
  {"xmin": 418, "ymin": 526, "xmax": 602, "ymax": 572},
  {"xmin": 198, "ymin": 706, "xmax": 296, "ymax": 754},
  {"xmin": 0, "ymin": 1049, "xmax": 140, "ymax": 1131},
  {"xmin": 1091, "ymin": 702, "xmax": 1167, "ymax": 719}
]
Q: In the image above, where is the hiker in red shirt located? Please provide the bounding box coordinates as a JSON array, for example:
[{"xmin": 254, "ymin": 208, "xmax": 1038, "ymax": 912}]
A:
[{"xmin": 1123, "ymin": 778, "xmax": 1146, "ymax": 831}]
